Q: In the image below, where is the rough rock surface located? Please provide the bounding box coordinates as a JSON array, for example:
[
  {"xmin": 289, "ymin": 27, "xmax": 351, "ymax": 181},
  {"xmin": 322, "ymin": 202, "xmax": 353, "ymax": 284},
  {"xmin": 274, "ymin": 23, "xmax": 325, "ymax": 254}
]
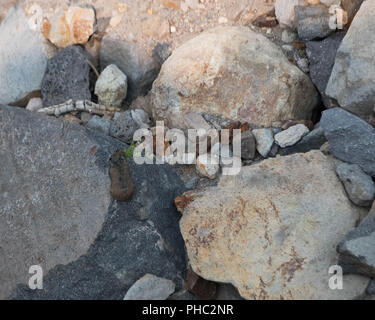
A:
[
  {"xmin": 295, "ymin": 5, "xmax": 333, "ymax": 41},
  {"xmin": 41, "ymin": 45, "xmax": 91, "ymax": 107},
  {"xmin": 123, "ymin": 274, "xmax": 175, "ymax": 300},
  {"xmin": 306, "ymin": 32, "xmax": 346, "ymax": 107},
  {"xmin": 9, "ymin": 149, "xmax": 187, "ymax": 300},
  {"xmin": 326, "ymin": 0, "xmax": 375, "ymax": 121},
  {"xmin": 109, "ymin": 110, "xmax": 139, "ymax": 144},
  {"xmin": 86, "ymin": 115, "xmax": 112, "ymax": 136},
  {"xmin": 336, "ymin": 163, "xmax": 375, "ymax": 207},
  {"xmin": 240, "ymin": 131, "xmax": 256, "ymax": 160},
  {"xmin": 275, "ymin": 124, "xmax": 310, "ymax": 148},
  {"xmin": 0, "ymin": 105, "xmax": 120, "ymax": 299},
  {"xmin": 43, "ymin": 6, "xmax": 96, "ymax": 48},
  {"xmin": 320, "ymin": 108, "xmax": 375, "ymax": 177},
  {"xmin": 95, "ymin": 64, "xmax": 128, "ymax": 108},
  {"xmin": 151, "ymin": 26, "xmax": 318, "ymax": 129},
  {"xmin": 0, "ymin": 3, "xmax": 55, "ymax": 106},
  {"xmin": 338, "ymin": 214, "xmax": 375, "ymax": 278},
  {"xmin": 179, "ymin": 151, "xmax": 369, "ymax": 300}
]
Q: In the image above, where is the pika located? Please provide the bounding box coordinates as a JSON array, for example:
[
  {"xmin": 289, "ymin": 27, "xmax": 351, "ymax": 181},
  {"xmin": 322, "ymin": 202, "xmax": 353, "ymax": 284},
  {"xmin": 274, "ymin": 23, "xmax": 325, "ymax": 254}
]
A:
[{"xmin": 109, "ymin": 150, "xmax": 134, "ymax": 201}]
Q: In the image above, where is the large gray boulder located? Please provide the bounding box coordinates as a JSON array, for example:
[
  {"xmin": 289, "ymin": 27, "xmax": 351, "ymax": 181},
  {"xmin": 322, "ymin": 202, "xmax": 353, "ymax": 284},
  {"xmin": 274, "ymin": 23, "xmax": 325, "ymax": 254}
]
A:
[
  {"xmin": 326, "ymin": 0, "xmax": 375, "ymax": 121},
  {"xmin": 1, "ymin": 105, "xmax": 187, "ymax": 300},
  {"xmin": 0, "ymin": 105, "xmax": 119, "ymax": 299},
  {"xmin": 320, "ymin": 108, "xmax": 375, "ymax": 177},
  {"xmin": 0, "ymin": 3, "xmax": 55, "ymax": 106}
]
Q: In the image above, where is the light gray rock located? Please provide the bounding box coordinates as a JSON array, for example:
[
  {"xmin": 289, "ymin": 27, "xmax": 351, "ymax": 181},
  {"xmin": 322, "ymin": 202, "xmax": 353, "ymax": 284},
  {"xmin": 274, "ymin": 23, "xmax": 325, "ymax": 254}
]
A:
[
  {"xmin": 320, "ymin": 108, "xmax": 375, "ymax": 177},
  {"xmin": 275, "ymin": 124, "xmax": 310, "ymax": 148},
  {"xmin": 0, "ymin": 105, "xmax": 121, "ymax": 299},
  {"xmin": 86, "ymin": 115, "xmax": 112, "ymax": 136},
  {"xmin": 279, "ymin": 125, "xmax": 327, "ymax": 156},
  {"xmin": 252, "ymin": 128, "xmax": 274, "ymax": 158},
  {"xmin": 26, "ymin": 97, "xmax": 43, "ymax": 112},
  {"xmin": 179, "ymin": 151, "xmax": 369, "ymax": 299},
  {"xmin": 131, "ymin": 109, "xmax": 152, "ymax": 129},
  {"xmin": 326, "ymin": 0, "xmax": 375, "ymax": 121},
  {"xmin": 336, "ymin": 163, "xmax": 375, "ymax": 207},
  {"xmin": 95, "ymin": 64, "xmax": 128, "ymax": 108},
  {"xmin": 196, "ymin": 154, "xmax": 220, "ymax": 180},
  {"xmin": 100, "ymin": 36, "xmax": 160, "ymax": 101},
  {"xmin": 281, "ymin": 29, "xmax": 298, "ymax": 43},
  {"xmin": 275, "ymin": 0, "xmax": 308, "ymax": 29},
  {"xmin": 338, "ymin": 213, "xmax": 375, "ymax": 278},
  {"xmin": 0, "ymin": 3, "xmax": 55, "ymax": 106},
  {"xmin": 124, "ymin": 274, "xmax": 175, "ymax": 300}
]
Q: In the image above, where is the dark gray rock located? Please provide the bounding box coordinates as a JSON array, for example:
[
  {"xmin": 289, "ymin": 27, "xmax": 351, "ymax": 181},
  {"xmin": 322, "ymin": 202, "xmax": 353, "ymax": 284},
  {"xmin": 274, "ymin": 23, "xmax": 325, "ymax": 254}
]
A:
[
  {"xmin": 367, "ymin": 280, "xmax": 375, "ymax": 295},
  {"xmin": 326, "ymin": 1, "xmax": 375, "ymax": 121},
  {"xmin": 336, "ymin": 163, "xmax": 375, "ymax": 207},
  {"xmin": 337, "ymin": 214, "xmax": 375, "ymax": 278},
  {"xmin": 110, "ymin": 110, "xmax": 139, "ymax": 144},
  {"xmin": 240, "ymin": 131, "xmax": 256, "ymax": 160},
  {"xmin": 279, "ymin": 126, "xmax": 327, "ymax": 156},
  {"xmin": 41, "ymin": 45, "xmax": 91, "ymax": 107},
  {"xmin": 306, "ymin": 32, "xmax": 346, "ymax": 107},
  {"xmin": 0, "ymin": 105, "xmax": 121, "ymax": 299},
  {"xmin": 321, "ymin": 108, "xmax": 375, "ymax": 177},
  {"xmin": 86, "ymin": 115, "xmax": 112, "ymax": 135},
  {"xmin": 295, "ymin": 5, "xmax": 333, "ymax": 41},
  {"xmin": 9, "ymin": 148, "xmax": 187, "ymax": 299}
]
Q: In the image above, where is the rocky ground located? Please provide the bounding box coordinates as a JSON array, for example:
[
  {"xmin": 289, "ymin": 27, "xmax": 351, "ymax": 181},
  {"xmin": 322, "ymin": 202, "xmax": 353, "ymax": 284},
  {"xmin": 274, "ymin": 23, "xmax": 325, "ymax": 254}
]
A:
[{"xmin": 0, "ymin": 0, "xmax": 375, "ymax": 300}]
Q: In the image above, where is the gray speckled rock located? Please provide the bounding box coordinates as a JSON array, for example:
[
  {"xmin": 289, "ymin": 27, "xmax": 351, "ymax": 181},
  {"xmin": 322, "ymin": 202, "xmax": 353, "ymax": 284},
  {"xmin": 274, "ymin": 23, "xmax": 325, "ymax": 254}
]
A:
[
  {"xmin": 306, "ymin": 32, "xmax": 346, "ymax": 107},
  {"xmin": 275, "ymin": 124, "xmax": 310, "ymax": 148},
  {"xmin": 124, "ymin": 274, "xmax": 175, "ymax": 300},
  {"xmin": 252, "ymin": 128, "xmax": 274, "ymax": 158},
  {"xmin": 295, "ymin": 5, "xmax": 333, "ymax": 41},
  {"xmin": 326, "ymin": 0, "xmax": 375, "ymax": 121},
  {"xmin": 336, "ymin": 163, "xmax": 375, "ymax": 207},
  {"xmin": 320, "ymin": 108, "xmax": 375, "ymax": 177},
  {"xmin": 41, "ymin": 45, "xmax": 91, "ymax": 107},
  {"xmin": 0, "ymin": 4, "xmax": 55, "ymax": 106},
  {"xmin": 338, "ymin": 214, "xmax": 375, "ymax": 278},
  {"xmin": 110, "ymin": 110, "xmax": 139, "ymax": 144},
  {"xmin": 0, "ymin": 105, "xmax": 121, "ymax": 299},
  {"xmin": 95, "ymin": 64, "xmax": 128, "ymax": 108},
  {"xmin": 279, "ymin": 125, "xmax": 327, "ymax": 156},
  {"xmin": 86, "ymin": 115, "xmax": 112, "ymax": 136}
]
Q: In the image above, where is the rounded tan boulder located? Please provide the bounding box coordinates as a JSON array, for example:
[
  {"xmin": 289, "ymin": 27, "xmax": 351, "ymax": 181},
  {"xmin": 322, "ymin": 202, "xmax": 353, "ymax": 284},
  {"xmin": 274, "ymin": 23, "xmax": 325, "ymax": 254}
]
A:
[
  {"xmin": 151, "ymin": 26, "xmax": 318, "ymax": 129},
  {"xmin": 179, "ymin": 151, "xmax": 369, "ymax": 300}
]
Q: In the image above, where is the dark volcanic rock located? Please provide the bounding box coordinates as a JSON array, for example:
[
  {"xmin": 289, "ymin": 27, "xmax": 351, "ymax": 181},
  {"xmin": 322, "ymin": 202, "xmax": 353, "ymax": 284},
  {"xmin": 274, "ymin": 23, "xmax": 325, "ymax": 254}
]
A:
[
  {"xmin": 295, "ymin": 5, "xmax": 333, "ymax": 41},
  {"xmin": 41, "ymin": 45, "xmax": 91, "ymax": 107},
  {"xmin": 279, "ymin": 125, "xmax": 327, "ymax": 156},
  {"xmin": 2, "ymin": 106, "xmax": 186, "ymax": 300},
  {"xmin": 337, "ymin": 214, "xmax": 375, "ymax": 278},
  {"xmin": 10, "ymin": 156, "xmax": 187, "ymax": 299},
  {"xmin": 306, "ymin": 32, "xmax": 346, "ymax": 107},
  {"xmin": 0, "ymin": 105, "xmax": 121, "ymax": 299},
  {"xmin": 321, "ymin": 108, "xmax": 375, "ymax": 177}
]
